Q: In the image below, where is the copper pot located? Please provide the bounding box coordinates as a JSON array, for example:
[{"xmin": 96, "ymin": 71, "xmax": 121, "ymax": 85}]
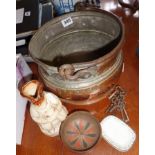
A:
[{"xmin": 29, "ymin": 10, "xmax": 125, "ymax": 105}]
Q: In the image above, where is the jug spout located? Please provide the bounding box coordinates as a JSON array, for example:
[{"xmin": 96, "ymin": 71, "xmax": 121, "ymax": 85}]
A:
[{"xmin": 20, "ymin": 80, "xmax": 44, "ymax": 105}]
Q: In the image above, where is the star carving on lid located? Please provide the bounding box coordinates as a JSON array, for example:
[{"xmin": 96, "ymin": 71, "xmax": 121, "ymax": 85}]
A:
[{"xmin": 65, "ymin": 119, "xmax": 98, "ymax": 150}]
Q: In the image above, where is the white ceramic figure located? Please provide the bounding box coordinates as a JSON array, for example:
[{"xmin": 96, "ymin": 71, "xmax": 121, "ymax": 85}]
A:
[{"xmin": 21, "ymin": 80, "xmax": 68, "ymax": 137}]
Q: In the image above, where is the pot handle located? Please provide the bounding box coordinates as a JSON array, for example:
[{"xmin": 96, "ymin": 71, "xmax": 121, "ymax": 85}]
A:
[
  {"xmin": 118, "ymin": 0, "xmax": 139, "ymax": 13},
  {"xmin": 58, "ymin": 64, "xmax": 97, "ymax": 80},
  {"xmin": 74, "ymin": 2, "xmax": 100, "ymax": 12}
]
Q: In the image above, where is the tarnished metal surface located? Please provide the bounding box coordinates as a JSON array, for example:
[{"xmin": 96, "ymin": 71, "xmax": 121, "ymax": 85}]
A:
[
  {"xmin": 29, "ymin": 10, "xmax": 125, "ymax": 104},
  {"xmin": 39, "ymin": 52, "xmax": 123, "ymax": 89}
]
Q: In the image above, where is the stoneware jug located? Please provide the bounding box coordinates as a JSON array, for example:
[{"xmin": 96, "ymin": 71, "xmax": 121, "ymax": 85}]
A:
[{"xmin": 20, "ymin": 80, "xmax": 68, "ymax": 137}]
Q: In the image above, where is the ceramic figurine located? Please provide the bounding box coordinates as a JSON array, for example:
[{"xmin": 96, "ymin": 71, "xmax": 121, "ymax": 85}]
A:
[{"xmin": 20, "ymin": 80, "xmax": 68, "ymax": 137}]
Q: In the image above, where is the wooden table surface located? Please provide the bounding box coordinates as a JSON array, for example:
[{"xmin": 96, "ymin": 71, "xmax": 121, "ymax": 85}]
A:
[{"xmin": 16, "ymin": 0, "xmax": 139, "ymax": 154}]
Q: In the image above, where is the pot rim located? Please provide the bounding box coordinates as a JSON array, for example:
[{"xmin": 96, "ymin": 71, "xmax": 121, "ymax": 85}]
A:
[{"xmin": 29, "ymin": 10, "xmax": 125, "ymax": 71}]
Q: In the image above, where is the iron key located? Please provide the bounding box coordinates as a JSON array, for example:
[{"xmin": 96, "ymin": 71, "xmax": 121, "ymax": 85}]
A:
[{"xmin": 118, "ymin": 101, "xmax": 130, "ymax": 123}]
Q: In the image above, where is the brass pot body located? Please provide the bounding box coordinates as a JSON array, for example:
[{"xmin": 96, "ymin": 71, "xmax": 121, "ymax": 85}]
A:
[{"xmin": 29, "ymin": 10, "xmax": 125, "ymax": 105}]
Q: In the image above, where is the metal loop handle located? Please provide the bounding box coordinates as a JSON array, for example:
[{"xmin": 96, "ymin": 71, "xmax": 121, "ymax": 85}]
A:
[
  {"xmin": 74, "ymin": 2, "xmax": 99, "ymax": 12},
  {"xmin": 58, "ymin": 64, "xmax": 97, "ymax": 80}
]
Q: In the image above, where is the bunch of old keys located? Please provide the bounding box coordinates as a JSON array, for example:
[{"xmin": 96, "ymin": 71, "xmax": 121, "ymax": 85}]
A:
[{"xmin": 106, "ymin": 85, "xmax": 130, "ymax": 123}]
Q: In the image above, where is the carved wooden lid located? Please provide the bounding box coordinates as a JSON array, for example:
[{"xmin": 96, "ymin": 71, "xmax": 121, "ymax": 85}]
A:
[{"xmin": 60, "ymin": 111, "xmax": 101, "ymax": 152}]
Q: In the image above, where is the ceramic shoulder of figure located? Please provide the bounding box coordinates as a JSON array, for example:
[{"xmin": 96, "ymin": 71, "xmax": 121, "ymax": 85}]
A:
[{"xmin": 20, "ymin": 80, "xmax": 68, "ymax": 137}]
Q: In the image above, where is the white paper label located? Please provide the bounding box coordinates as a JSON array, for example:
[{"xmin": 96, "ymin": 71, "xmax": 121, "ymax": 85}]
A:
[
  {"xmin": 61, "ymin": 17, "xmax": 73, "ymax": 27},
  {"xmin": 16, "ymin": 8, "xmax": 24, "ymax": 24}
]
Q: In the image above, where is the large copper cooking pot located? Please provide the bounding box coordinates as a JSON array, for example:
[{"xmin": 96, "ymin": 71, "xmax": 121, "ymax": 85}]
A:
[{"xmin": 29, "ymin": 10, "xmax": 125, "ymax": 105}]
